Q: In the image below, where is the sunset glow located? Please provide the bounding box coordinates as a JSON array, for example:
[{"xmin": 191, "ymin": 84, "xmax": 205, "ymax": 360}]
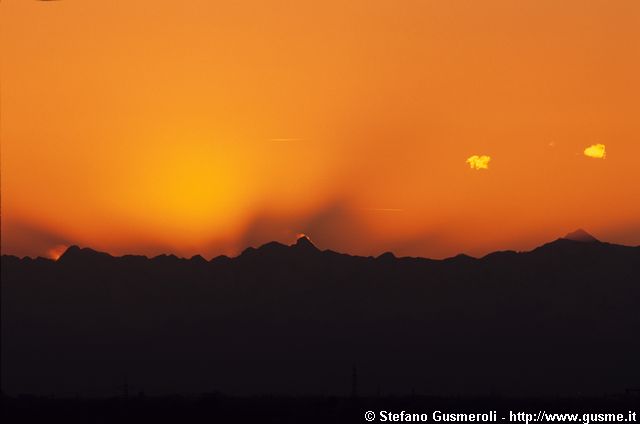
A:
[
  {"xmin": 47, "ymin": 245, "xmax": 68, "ymax": 261},
  {"xmin": 2, "ymin": 1, "xmax": 639, "ymax": 259}
]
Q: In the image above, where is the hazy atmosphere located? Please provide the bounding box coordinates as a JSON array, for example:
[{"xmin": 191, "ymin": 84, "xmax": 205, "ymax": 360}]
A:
[{"xmin": 2, "ymin": 0, "xmax": 639, "ymax": 259}]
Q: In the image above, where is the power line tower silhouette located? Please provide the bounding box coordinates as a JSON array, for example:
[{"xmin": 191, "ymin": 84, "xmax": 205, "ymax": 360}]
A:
[
  {"xmin": 351, "ymin": 364, "xmax": 358, "ymax": 398},
  {"xmin": 117, "ymin": 374, "xmax": 129, "ymax": 400}
]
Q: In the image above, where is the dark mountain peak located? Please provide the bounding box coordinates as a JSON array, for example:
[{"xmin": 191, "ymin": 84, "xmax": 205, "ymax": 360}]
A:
[
  {"xmin": 239, "ymin": 241, "xmax": 289, "ymax": 260},
  {"xmin": 58, "ymin": 245, "xmax": 112, "ymax": 263},
  {"xmin": 152, "ymin": 253, "xmax": 180, "ymax": 261},
  {"xmin": 562, "ymin": 229, "xmax": 599, "ymax": 243},
  {"xmin": 377, "ymin": 251, "xmax": 396, "ymax": 261},
  {"xmin": 64, "ymin": 245, "xmax": 81, "ymax": 254},
  {"xmin": 450, "ymin": 253, "xmax": 475, "ymax": 260},
  {"xmin": 190, "ymin": 254, "xmax": 207, "ymax": 263},
  {"xmin": 210, "ymin": 254, "xmax": 230, "ymax": 264},
  {"xmin": 260, "ymin": 241, "xmax": 288, "ymax": 251},
  {"xmin": 533, "ymin": 229, "xmax": 607, "ymax": 254},
  {"xmin": 240, "ymin": 246, "xmax": 256, "ymax": 256},
  {"xmin": 293, "ymin": 235, "xmax": 318, "ymax": 251}
]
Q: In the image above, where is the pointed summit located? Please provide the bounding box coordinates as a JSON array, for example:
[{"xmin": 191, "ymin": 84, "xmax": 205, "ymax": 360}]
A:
[
  {"xmin": 563, "ymin": 229, "xmax": 599, "ymax": 243},
  {"xmin": 58, "ymin": 245, "xmax": 82, "ymax": 260},
  {"xmin": 293, "ymin": 234, "xmax": 318, "ymax": 251}
]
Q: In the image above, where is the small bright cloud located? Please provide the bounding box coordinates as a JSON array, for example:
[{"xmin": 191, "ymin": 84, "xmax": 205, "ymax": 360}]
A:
[
  {"xmin": 583, "ymin": 143, "xmax": 606, "ymax": 159},
  {"xmin": 466, "ymin": 155, "xmax": 491, "ymax": 170}
]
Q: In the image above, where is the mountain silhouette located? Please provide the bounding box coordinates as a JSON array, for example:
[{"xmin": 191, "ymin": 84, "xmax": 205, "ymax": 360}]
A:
[
  {"xmin": 293, "ymin": 234, "xmax": 318, "ymax": 251},
  {"xmin": 562, "ymin": 228, "xmax": 600, "ymax": 243},
  {"xmin": 57, "ymin": 245, "xmax": 113, "ymax": 264},
  {"xmin": 2, "ymin": 230, "xmax": 639, "ymax": 397}
]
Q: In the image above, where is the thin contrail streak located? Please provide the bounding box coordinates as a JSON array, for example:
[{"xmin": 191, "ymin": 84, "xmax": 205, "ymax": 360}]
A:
[{"xmin": 362, "ymin": 208, "xmax": 404, "ymax": 212}]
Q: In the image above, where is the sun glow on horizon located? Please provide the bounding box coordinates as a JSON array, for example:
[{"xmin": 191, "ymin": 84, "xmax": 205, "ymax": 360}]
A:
[{"xmin": 47, "ymin": 245, "xmax": 68, "ymax": 261}]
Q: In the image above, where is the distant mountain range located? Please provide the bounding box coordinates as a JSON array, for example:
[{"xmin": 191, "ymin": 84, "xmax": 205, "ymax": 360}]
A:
[
  {"xmin": 5, "ymin": 228, "xmax": 633, "ymax": 263},
  {"xmin": 2, "ymin": 230, "xmax": 639, "ymax": 397}
]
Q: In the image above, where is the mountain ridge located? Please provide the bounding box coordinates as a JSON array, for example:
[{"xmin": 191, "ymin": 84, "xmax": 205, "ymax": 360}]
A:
[
  {"xmin": 3, "ymin": 229, "xmax": 636, "ymax": 263},
  {"xmin": 2, "ymin": 229, "xmax": 639, "ymax": 397}
]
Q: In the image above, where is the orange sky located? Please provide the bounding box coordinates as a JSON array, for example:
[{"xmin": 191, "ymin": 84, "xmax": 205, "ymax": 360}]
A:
[{"xmin": 2, "ymin": 0, "xmax": 639, "ymax": 259}]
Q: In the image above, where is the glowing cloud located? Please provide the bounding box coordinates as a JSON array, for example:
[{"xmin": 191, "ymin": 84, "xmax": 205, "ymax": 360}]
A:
[
  {"xmin": 466, "ymin": 155, "xmax": 491, "ymax": 170},
  {"xmin": 583, "ymin": 144, "xmax": 606, "ymax": 159}
]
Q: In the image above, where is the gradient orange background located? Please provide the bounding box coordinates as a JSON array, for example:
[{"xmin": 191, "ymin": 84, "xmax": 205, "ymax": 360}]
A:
[{"xmin": 2, "ymin": 0, "xmax": 639, "ymax": 259}]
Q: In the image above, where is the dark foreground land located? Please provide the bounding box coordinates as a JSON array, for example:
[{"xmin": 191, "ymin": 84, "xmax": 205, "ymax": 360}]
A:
[
  {"xmin": 2, "ymin": 230, "xmax": 640, "ymax": 402},
  {"xmin": 2, "ymin": 394, "xmax": 640, "ymax": 424}
]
